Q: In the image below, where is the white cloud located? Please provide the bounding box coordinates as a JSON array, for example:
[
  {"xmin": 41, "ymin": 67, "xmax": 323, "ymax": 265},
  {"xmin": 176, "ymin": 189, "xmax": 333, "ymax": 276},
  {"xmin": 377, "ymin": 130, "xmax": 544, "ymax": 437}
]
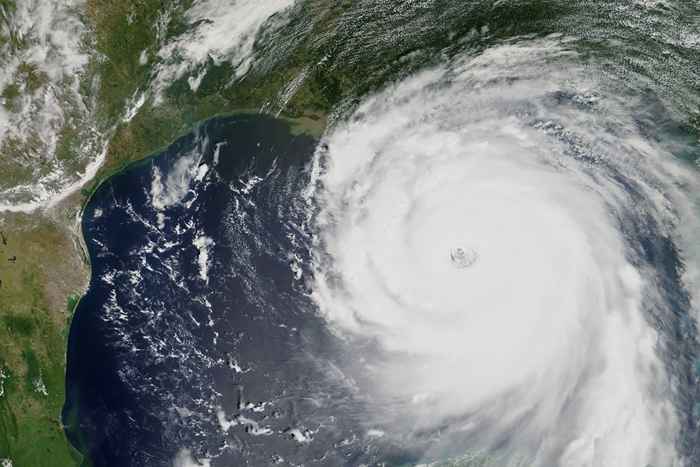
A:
[
  {"xmin": 0, "ymin": 0, "xmax": 99, "ymax": 211},
  {"xmin": 151, "ymin": 0, "xmax": 294, "ymax": 103},
  {"xmin": 172, "ymin": 449, "xmax": 210, "ymax": 467},
  {"xmin": 311, "ymin": 38, "xmax": 696, "ymax": 466}
]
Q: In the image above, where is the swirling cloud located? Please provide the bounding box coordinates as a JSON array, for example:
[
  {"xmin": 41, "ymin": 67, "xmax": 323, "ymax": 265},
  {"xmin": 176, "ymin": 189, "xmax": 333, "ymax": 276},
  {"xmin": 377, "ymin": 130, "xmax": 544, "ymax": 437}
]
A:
[{"xmin": 311, "ymin": 38, "xmax": 697, "ymax": 466}]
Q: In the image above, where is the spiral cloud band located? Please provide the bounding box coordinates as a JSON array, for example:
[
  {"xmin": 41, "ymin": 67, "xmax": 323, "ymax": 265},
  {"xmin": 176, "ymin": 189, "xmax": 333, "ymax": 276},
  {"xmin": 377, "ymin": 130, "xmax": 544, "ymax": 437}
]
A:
[{"xmin": 311, "ymin": 39, "xmax": 699, "ymax": 466}]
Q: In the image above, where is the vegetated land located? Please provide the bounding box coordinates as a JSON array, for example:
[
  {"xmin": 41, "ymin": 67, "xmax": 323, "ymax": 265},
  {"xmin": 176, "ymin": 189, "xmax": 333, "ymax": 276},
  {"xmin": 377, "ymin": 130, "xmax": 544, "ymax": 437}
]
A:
[{"xmin": 0, "ymin": 210, "xmax": 87, "ymax": 467}]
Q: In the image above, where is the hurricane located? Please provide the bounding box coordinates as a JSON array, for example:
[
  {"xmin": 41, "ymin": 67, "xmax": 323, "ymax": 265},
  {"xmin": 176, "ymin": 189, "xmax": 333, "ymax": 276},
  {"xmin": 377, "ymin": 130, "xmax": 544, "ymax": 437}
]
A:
[{"xmin": 310, "ymin": 38, "xmax": 700, "ymax": 466}]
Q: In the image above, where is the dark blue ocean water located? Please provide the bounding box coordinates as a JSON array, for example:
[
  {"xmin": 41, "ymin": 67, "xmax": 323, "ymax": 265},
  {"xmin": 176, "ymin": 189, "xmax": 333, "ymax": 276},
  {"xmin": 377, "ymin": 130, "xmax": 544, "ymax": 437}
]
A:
[{"xmin": 62, "ymin": 115, "xmax": 415, "ymax": 467}]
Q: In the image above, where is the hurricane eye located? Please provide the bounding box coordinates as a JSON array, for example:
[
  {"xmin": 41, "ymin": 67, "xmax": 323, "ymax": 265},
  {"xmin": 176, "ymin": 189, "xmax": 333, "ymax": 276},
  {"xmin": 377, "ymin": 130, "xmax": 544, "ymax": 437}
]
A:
[{"xmin": 449, "ymin": 247, "xmax": 478, "ymax": 268}]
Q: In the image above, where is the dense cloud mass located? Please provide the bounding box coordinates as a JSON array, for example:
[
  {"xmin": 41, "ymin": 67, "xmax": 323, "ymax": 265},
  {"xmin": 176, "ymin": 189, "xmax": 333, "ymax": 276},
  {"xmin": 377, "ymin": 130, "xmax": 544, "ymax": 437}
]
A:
[{"xmin": 311, "ymin": 38, "xmax": 700, "ymax": 466}]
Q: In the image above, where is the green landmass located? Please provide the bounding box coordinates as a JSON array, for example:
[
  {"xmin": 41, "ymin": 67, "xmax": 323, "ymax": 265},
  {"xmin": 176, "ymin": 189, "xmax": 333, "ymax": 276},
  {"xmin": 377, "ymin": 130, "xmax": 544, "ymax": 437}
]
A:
[{"xmin": 0, "ymin": 212, "xmax": 87, "ymax": 466}]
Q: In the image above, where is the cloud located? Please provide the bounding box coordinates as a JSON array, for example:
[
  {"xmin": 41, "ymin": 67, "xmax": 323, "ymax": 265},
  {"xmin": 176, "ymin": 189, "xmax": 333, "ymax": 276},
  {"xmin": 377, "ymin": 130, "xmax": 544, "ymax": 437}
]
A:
[
  {"xmin": 173, "ymin": 449, "xmax": 211, "ymax": 467},
  {"xmin": 311, "ymin": 38, "xmax": 695, "ymax": 466},
  {"xmin": 151, "ymin": 0, "xmax": 294, "ymax": 103}
]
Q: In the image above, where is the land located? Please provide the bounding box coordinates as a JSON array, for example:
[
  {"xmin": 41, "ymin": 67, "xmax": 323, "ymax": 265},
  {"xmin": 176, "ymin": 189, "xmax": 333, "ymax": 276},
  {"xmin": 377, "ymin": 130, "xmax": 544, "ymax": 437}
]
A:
[{"xmin": 0, "ymin": 209, "xmax": 87, "ymax": 466}]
